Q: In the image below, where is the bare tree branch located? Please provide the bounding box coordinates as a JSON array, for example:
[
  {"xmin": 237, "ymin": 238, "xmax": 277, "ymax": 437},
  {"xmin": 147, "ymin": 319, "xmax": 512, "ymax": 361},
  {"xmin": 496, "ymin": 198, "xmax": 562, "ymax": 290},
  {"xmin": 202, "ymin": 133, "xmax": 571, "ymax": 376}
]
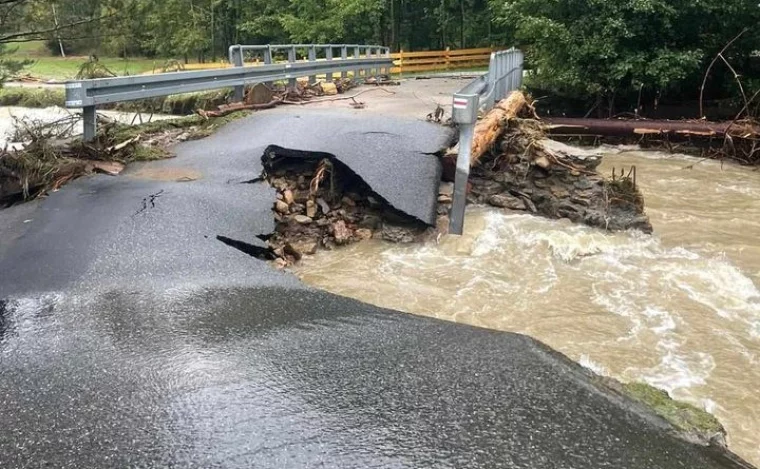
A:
[
  {"xmin": 0, "ymin": 14, "xmax": 113, "ymax": 44},
  {"xmin": 698, "ymin": 28, "xmax": 748, "ymax": 118}
]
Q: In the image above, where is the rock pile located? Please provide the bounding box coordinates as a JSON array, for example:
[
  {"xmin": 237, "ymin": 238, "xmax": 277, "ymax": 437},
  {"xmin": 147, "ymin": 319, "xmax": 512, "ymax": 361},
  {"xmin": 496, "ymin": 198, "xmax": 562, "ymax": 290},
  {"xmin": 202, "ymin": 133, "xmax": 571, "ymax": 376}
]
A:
[{"xmin": 261, "ymin": 148, "xmax": 430, "ymax": 267}]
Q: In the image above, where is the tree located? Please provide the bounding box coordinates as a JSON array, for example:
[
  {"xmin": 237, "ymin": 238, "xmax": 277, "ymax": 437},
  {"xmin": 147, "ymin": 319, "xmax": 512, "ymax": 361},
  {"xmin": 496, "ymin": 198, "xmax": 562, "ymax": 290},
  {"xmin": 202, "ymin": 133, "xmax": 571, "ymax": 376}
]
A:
[{"xmin": 491, "ymin": 0, "xmax": 760, "ymax": 113}]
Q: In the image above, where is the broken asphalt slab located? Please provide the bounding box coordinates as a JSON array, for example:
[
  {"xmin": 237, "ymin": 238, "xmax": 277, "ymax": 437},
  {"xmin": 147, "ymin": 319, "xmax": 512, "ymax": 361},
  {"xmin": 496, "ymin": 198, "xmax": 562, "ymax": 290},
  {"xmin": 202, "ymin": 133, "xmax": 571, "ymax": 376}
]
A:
[{"xmin": 0, "ymin": 109, "xmax": 753, "ymax": 468}]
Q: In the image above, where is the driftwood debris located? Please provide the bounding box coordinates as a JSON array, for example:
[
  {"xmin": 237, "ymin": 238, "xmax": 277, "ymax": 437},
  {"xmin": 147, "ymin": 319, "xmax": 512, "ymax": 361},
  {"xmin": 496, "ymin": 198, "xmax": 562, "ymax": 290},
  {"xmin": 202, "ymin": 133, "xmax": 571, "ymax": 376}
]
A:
[
  {"xmin": 471, "ymin": 92, "xmax": 529, "ymax": 163},
  {"xmin": 197, "ymin": 77, "xmax": 381, "ymax": 118},
  {"xmin": 444, "ymin": 91, "xmax": 652, "ymax": 233}
]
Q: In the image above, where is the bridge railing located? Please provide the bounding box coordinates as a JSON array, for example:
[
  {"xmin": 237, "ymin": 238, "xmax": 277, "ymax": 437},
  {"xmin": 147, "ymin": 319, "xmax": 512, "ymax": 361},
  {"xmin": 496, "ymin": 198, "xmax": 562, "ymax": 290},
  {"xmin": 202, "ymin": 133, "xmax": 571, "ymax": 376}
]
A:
[
  {"xmin": 228, "ymin": 44, "xmax": 390, "ymax": 100},
  {"xmin": 449, "ymin": 48, "xmax": 525, "ymax": 235},
  {"xmin": 65, "ymin": 44, "xmax": 392, "ymax": 141}
]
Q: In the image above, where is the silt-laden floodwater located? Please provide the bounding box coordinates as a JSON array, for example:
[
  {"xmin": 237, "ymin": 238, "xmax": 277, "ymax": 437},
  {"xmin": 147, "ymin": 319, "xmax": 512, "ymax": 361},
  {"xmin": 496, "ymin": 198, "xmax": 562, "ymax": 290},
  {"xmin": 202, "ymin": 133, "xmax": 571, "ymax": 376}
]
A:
[{"xmin": 295, "ymin": 149, "xmax": 760, "ymax": 465}]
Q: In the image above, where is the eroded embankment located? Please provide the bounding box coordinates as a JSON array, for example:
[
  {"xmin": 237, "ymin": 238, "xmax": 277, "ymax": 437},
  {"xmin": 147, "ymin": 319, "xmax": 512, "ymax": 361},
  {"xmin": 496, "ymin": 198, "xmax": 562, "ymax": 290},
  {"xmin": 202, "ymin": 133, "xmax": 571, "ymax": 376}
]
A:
[{"xmin": 254, "ymin": 145, "xmax": 439, "ymax": 266}]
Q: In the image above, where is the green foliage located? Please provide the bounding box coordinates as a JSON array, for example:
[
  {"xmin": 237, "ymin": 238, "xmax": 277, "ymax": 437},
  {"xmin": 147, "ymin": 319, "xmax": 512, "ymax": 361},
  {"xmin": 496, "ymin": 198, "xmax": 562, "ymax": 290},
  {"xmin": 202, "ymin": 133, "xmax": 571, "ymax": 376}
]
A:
[{"xmin": 491, "ymin": 0, "xmax": 760, "ymax": 106}]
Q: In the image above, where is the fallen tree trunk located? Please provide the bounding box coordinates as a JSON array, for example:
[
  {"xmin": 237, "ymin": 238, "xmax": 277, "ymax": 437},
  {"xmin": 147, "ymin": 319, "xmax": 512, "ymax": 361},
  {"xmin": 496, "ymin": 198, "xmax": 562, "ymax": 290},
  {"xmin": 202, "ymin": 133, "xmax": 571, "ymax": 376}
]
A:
[
  {"xmin": 471, "ymin": 91, "xmax": 528, "ymax": 164},
  {"xmin": 543, "ymin": 117, "xmax": 760, "ymax": 139}
]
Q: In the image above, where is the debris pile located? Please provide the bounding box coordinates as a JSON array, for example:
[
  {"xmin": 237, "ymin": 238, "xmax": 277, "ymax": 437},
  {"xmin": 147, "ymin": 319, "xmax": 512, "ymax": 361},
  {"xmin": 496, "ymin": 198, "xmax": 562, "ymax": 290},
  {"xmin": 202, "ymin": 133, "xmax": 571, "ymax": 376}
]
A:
[
  {"xmin": 259, "ymin": 146, "xmax": 430, "ymax": 267},
  {"xmin": 199, "ymin": 78, "xmax": 363, "ymax": 118},
  {"xmin": 0, "ymin": 116, "xmax": 136, "ymax": 204},
  {"xmin": 442, "ymin": 92, "xmax": 652, "ymax": 233}
]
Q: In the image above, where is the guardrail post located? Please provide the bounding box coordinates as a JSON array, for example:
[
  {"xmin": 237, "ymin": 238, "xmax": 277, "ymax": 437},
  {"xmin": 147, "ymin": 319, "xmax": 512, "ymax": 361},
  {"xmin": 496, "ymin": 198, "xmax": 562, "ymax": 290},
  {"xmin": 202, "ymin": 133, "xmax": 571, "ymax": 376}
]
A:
[
  {"xmin": 369, "ymin": 47, "xmax": 377, "ymax": 77},
  {"xmin": 449, "ymin": 94, "xmax": 479, "ymax": 235},
  {"xmin": 340, "ymin": 46, "xmax": 348, "ymax": 79},
  {"xmin": 288, "ymin": 46, "xmax": 297, "ymax": 88},
  {"xmin": 82, "ymin": 105, "xmax": 96, "ymax": 142},
  {"xmin": 487, "ymin": 53, "xmax": 497, "ymax": 107},
  {"xmin": 445, "ymin": 47, "xmax": 451, "ymax": 71},
  {"xmin": 354, "ymin": 46, "xmax": 361, "ymax": 80},
  {"xmin": 326, "ymin": 46, "xmax": 334, "ymax": 82},
  {"xmin": 501, "ymin": 52, "xmax": 510, "ymax": 98},
  {"xmin": 231, "ymin": 44, "xmax": 244, "ymax": 102},
  {"xmin": 362, "ymin": 47, "xmax": 370, "ymax": 79},
  {"xmin": 516, "ymin": 49, "xmax": 524, "ymax": 89},
  {"xmin": 450, "ymin": 123, "xmax": 474, "ymax": 235},
  {"xmin": 308, "ymin": 45, "xmax": 317, "ymax": 84},
  {"xmin": 264, "ymin": 45, "xmax": 273, "ymax": 88},
  {"xmin": 399, "ymin": 48, "xmax": 404, "ymax": 76}
]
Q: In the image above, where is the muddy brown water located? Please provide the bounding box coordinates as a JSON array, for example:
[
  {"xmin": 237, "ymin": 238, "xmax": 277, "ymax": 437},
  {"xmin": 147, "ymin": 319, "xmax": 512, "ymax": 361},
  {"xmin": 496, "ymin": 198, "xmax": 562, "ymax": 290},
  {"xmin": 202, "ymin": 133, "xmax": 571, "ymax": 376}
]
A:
[{"xmin": 295, "ymin": 148, "xmax": 760, "ymax": 466}]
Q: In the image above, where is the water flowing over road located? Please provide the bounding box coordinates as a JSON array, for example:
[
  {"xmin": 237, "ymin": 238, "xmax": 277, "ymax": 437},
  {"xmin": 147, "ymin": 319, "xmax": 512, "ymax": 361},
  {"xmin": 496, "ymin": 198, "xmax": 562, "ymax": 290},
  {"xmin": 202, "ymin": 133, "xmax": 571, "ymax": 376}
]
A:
[{"xmin": 296, "ymin": 148, "xmax": 760, "ymax": 465}]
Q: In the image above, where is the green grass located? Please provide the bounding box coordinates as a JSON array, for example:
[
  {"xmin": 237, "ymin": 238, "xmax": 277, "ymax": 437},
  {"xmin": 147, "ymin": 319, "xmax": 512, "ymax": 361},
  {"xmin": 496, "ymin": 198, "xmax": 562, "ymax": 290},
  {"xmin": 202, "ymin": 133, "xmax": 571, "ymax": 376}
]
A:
[
  {"xmin": 17, "ymin": 56, "xmax": 158, "ymax": 80},
  {"xmin": 9, "ymin": 41, "xmax": 48, "ymax": 57},
  {"xmin": 0, "ymin": 86, "xmax": 231, "ymax": 115},
  {"xmin": 112, "ymin": 110, "xmax": 250, "ymax": 142},
  {"xmin": 622, "ymin": 382, "xmax": 725, "ymax": 437},
  {"xmin": 0, "ymin": 87, "xmax": 65, "ymax": 107}
]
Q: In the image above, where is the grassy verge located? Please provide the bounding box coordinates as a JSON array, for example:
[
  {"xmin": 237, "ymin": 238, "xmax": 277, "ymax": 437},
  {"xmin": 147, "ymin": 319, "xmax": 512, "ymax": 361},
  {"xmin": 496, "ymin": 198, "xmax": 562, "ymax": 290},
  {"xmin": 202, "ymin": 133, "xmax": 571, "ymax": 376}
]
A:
[
  {"xmin": 0, "ymin": 87, "xmax": 232, "ymax": 115},
  {"xmin": 112, "ymin": 110, "xmax": 249, "ymax": 142},
  {"xmin": 622, "ymin": 382, "xmax": 725, "ymax": 440},
  {"xmin": 0, "ymin": 87, "xmax": 65, "ymax": 108},
  {"xmin": 17, "ymin": 56, "xmax": 158, "ymax": 81}
]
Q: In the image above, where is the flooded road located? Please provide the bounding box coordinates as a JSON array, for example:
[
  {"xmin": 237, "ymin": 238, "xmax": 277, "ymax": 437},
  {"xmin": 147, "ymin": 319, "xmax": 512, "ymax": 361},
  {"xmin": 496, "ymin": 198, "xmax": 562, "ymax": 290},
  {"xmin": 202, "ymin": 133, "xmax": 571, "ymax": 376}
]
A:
[{"xmin": 295, "ymin": 149, "xmax": 760, "ymax": 465}]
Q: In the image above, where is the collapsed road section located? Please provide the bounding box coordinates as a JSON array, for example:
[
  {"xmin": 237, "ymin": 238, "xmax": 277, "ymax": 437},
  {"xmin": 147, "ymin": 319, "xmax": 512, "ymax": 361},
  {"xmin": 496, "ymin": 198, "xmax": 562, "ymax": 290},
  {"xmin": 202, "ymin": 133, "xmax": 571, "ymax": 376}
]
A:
[{"xmin": 252, "ymin": 98, "xmax": 652, "ymax": 266}]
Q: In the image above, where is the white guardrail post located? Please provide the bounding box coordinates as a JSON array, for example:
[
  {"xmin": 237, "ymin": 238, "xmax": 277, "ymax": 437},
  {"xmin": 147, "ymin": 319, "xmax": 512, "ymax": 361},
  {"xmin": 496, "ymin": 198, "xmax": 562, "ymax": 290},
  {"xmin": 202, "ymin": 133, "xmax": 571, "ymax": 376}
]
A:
[{"xmin": 449, "ymin": 48, "xmax": 524, "ymax": 235}]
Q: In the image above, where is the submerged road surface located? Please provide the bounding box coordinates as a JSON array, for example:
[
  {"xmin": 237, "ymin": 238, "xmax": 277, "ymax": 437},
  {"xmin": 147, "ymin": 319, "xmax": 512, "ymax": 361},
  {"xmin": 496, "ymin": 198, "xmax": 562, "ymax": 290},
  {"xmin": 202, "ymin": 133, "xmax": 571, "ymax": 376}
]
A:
[{"xmin": 0, "ymin": 109, "xmax": 751, "ymax": 468}]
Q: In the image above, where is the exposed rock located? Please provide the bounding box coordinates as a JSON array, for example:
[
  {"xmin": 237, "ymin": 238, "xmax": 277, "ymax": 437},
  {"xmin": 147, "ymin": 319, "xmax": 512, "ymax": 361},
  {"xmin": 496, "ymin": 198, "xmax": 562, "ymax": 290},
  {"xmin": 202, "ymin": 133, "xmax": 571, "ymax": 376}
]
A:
[
  {"xmin": 488, "ymin": 194, "xmax": 525, "ymax": 211},
  {"xmin": 438, "ymin": 194, "xmax": 452, "ymax": 203},
  {"xmin": 290, "ymin": 239, "xmax": 318, "ymax": 256},
  {"xmin": 306, "ymin": 200, "xmax": 317, "ymax": 218},
  {"xmin": 439, "ymin": 181, "xmax": 454, "ymax": 196},
  {"xmin": 283, "ymin": 189, "xmax": 295, "ymax": 205},
  {"xmin": 332, "ymin": 220, "xmax": 352, "ymax": 245},
  {"xmin": 316, "ymin": 198, "xmax": 331, "ymax": 215},
  {"xmin": 261, "ymin": 146, "xmax": 430, "ymax": 266},
  {"xmin": 355, "ymin": 228, "xmax": 373, "ymax": 241},
  {"xmin": 359, "ymin": 215, "xmax": 382, "ymax": 230},
  {"xmin": 275, "ymin": 200, "xmax": 290, "ymax": 214},
  {"xmin": 382, "ymin": 226, "xmax": 417, "ymax": 244}
]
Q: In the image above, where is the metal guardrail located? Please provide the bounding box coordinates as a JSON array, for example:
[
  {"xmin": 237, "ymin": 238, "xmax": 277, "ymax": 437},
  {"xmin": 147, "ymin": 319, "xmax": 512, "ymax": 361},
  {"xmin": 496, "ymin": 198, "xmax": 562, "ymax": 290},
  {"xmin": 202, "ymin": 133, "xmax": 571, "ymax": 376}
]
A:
[
  {"xmin": 228, "ymin": 44, "xmax": 390, "ymax": 101},
  {"xmin": 449, "ymin": 48, "xmax": 524, "ymax": 235},
  {"xmin": 65, "ymin": 44, "xmax": 392, "ymax": 141}
]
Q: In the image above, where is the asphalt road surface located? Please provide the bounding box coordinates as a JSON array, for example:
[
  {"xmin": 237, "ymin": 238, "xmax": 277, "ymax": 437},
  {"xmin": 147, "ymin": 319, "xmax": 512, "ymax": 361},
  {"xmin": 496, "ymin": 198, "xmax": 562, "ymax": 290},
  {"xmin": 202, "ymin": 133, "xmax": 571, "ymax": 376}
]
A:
[{"xmin": 0, "ymin": 109, "xmax": 752, "ymax": 468}]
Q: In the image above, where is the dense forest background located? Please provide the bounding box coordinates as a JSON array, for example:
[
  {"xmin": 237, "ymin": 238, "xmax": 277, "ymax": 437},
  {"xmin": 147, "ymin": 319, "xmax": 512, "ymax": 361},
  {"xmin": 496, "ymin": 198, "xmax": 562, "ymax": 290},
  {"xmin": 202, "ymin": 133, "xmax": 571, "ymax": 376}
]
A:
[{"xmin": 2, "ymin": 0, "xmax": 760, "ymax": 115}]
